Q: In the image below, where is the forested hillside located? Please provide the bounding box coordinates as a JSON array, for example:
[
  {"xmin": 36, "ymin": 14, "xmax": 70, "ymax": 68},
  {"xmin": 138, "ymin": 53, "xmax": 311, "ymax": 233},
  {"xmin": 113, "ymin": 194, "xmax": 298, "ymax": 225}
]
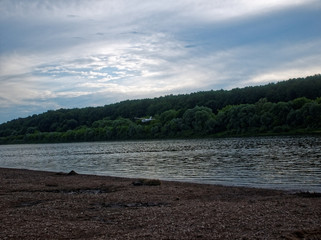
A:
[{"xmin": 1, "ymin": 75, "xmax": 321, "ymax": 144}]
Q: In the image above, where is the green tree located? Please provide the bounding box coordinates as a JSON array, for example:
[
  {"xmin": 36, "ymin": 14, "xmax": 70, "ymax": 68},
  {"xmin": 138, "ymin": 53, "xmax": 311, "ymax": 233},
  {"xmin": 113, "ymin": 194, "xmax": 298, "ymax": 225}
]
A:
[
  {"xmin": 159, "ymin": 110, "xmax": 178, "ymax": 125},
  {"xmin": 291, "ymin": 97, "xmax": 311, "ymax": 110},
  {"xmin": 183, "ymin": 106, "xmax": 214, "ymax": 133}
]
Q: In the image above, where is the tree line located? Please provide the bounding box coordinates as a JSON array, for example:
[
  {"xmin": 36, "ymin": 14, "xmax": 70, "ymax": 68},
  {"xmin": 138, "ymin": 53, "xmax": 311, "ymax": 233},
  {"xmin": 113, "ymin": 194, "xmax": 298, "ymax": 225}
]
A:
[{"xmin": 0, "ymin": 75, "xmax": 321, "ymax": 144}]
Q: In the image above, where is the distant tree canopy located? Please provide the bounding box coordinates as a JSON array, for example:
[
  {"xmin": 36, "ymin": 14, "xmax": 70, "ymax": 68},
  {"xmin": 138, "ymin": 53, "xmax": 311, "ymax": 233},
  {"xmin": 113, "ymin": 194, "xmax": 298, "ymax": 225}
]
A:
[{"xmin": 1, "ymin": 74, "xmax": 321, "ymax": 144}]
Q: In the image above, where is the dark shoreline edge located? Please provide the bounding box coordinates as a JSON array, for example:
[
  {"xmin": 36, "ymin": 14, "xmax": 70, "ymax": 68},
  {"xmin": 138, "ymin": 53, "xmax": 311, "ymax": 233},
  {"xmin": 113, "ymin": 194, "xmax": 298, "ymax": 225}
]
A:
[
  {"xmin": 1, "ymin": 131, "xmax": 321, "ymax": 145},
  {"xmin": 2, "ymin": 166, "xmax": 319, "ymax": 196}
]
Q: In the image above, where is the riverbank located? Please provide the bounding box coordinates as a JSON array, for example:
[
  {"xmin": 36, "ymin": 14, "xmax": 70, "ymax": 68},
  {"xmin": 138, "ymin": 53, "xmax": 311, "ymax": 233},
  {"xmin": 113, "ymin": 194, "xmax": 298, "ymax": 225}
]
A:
[{"xmin": 1, "ymin": 168, "xmax": 320, "ymax": 239}]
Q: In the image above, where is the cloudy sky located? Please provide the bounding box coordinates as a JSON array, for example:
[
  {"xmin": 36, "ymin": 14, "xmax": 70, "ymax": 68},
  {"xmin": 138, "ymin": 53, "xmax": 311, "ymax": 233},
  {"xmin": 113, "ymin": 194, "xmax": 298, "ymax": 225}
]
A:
[{"xmin": 0, "ymin": 0, "xmax": 321, "ymax": 123}]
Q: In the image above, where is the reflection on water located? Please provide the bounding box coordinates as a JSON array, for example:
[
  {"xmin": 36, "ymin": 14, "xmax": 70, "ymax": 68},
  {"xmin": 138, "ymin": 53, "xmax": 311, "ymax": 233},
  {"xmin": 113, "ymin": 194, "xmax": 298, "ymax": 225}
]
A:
[{"xmin": 0, "ymin": 136, "xmax": 321, "ymax": 192}]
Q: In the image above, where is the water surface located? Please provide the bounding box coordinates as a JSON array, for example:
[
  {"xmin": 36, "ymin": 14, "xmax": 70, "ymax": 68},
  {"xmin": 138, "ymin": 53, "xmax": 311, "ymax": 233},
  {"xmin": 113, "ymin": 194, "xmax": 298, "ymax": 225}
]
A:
[{"xmin": 0, "ymin": 136, "xmax": 320, "ymax": 192}]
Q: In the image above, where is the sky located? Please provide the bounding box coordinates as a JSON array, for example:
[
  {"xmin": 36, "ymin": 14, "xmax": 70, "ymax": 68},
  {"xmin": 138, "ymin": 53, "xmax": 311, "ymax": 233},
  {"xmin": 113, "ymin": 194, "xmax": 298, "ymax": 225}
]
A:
[{"xmin": 1, "ymin": 0, "xmax": 321, "ymax": 124}]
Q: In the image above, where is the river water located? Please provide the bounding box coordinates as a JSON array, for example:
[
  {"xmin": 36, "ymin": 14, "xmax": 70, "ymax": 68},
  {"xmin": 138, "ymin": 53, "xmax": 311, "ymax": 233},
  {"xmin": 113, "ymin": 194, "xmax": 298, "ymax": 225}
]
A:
[{"xmin": 0, "ymin": 136, "xmax": 320, "ymax": 192}]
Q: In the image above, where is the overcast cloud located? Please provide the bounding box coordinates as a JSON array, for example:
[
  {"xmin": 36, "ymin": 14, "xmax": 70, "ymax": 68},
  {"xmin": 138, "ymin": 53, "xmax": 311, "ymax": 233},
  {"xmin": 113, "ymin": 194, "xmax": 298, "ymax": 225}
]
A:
[{"xmin": 0, "ymin": 0, "xmax": 321, "ymax": 123}]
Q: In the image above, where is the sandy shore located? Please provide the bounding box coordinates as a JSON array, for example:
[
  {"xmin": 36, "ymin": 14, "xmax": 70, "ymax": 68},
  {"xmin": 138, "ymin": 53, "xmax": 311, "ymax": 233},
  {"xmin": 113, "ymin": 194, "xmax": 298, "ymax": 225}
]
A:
[{"xmin": 0, "ymin": 168, "xmax": 320, "ymax": 239}]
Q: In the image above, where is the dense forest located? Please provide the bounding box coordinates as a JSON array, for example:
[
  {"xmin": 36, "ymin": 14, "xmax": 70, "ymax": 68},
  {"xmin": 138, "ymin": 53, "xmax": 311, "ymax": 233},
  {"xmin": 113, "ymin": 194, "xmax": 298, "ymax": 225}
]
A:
[{"xmin": 1, "ymin": 74, "xmax": 321, "ymax": 144}]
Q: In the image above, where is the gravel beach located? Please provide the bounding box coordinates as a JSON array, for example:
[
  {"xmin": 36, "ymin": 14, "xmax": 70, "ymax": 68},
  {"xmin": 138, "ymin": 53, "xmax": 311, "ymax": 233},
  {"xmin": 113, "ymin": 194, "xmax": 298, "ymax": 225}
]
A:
[{"xmin": 0, "ymin": 167, "xmax": 320, "ymax": 239}]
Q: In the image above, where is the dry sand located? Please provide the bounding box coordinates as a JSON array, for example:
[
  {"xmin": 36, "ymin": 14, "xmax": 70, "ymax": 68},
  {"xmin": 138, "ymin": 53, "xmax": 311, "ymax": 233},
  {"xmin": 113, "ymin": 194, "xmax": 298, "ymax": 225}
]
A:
[{"xmin": 0, "ymin": 167, "xmax": 320, "ymax": 239}]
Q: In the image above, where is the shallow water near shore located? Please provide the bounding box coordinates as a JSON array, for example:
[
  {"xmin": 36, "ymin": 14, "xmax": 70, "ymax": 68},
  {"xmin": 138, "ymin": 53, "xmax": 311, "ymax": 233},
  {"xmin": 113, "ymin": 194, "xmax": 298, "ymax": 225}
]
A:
[{"xmin": 1, "ymin": 136, "xmax": 321, "ymax": 192}]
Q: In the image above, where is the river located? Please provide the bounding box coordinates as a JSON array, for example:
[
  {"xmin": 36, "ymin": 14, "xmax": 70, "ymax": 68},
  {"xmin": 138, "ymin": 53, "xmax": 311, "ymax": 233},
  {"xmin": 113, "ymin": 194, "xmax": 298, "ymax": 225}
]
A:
[{"xmin": 0, "ymin": 136, "xmax": 320, "ymax": 192}]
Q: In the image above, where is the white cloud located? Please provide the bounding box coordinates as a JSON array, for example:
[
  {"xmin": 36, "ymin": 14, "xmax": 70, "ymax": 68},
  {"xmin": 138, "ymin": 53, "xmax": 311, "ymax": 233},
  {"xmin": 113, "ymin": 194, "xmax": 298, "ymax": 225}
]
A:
[
  {"xmin": 247, "ymin": 62, "xmax": 321, "ymax": 86},
  {"xmin": 1, "ymin": 0, "xmax": 316, "ymax": 25},
  {"xmin": 0, "ymin": 53, "xmax": 38, "ymax": 76},
  {"xmin": 0, "ymin": 75, "xmax": 51, "ymax": 106},
  {"xmin": 240, "ymin": 40, "xmax": 321, "ymax": 86}
]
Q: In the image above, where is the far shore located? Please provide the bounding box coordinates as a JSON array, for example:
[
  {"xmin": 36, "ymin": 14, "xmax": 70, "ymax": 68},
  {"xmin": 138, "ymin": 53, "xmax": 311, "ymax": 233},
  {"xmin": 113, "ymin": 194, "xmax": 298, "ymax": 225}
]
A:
[{"xmin": 1, "ymin": 167, "xmax": 321, "ymax": 239}]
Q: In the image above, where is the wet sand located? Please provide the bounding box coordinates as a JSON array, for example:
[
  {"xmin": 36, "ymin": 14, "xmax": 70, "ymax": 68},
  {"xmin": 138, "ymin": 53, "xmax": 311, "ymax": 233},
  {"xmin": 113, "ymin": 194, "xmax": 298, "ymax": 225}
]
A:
[{"xmin": 0, "ymin": 167, "xmax": 320, "ymax": 239}]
